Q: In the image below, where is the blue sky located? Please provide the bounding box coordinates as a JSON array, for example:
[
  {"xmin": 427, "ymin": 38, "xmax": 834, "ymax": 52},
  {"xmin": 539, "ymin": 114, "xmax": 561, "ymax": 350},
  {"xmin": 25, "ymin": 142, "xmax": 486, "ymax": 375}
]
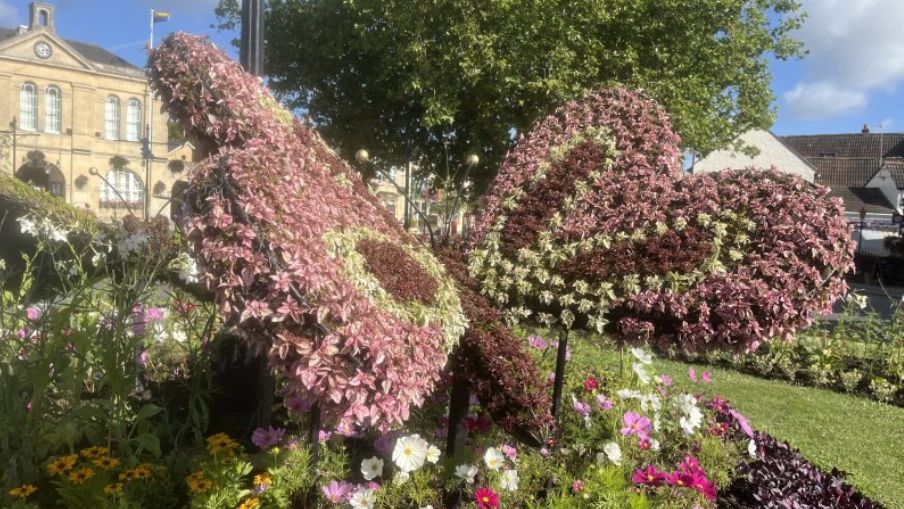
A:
[{"xmin": 1, "ymin": 0, "xmax": 900, "ymax": 137}]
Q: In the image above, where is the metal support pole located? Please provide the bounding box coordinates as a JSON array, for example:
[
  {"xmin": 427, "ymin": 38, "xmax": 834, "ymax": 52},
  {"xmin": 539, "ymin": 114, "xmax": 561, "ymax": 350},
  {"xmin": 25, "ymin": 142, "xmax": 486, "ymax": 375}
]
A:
[
  {"xmin": 445, "ymin": 359, "xmax": 470, "ymax": 459},
  {"xmin": 403, "ymin": 162, "xmax": 411, "ymax": 230},
  {"xmin": 307, "ymin": 403, "xmax": 322, "ymax": 506},
  {"xmin": 550, "ymin": 329, "xmax": 569, "ymax": 420},
  {"xmin": 239, "ymin": 0, "xmax": 265, "ymax": 76}
]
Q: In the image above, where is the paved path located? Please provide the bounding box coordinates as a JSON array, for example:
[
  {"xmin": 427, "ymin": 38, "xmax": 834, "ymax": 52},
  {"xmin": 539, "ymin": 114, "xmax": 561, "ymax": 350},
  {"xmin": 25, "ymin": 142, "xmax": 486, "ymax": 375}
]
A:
[{"xmin": 831, "ymin": 282, "xmax": 903, "ymax": 320}]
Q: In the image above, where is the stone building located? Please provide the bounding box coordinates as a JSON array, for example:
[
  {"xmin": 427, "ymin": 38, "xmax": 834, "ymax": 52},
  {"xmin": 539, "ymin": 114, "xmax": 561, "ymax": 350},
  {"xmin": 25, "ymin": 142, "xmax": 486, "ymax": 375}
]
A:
[{"xmin": 0, "ymin": 2, "xmax": 187, "ymax": 221}]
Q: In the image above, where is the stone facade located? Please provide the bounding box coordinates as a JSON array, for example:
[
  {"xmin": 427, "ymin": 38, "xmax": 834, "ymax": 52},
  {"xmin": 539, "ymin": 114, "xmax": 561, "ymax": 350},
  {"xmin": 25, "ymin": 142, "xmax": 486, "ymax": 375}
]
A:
[{"xmin": 0, "ymin": 2, "xmax": 184, "ymax": 221}]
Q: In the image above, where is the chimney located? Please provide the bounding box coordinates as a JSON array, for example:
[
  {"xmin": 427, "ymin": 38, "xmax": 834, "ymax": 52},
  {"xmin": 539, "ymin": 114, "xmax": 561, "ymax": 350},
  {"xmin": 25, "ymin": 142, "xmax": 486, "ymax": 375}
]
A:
[
  {"xmin": 862, "ymin": 123, "xmax": 870, "ymax": 134},
  {"xmin": 28, "ymin": 2, "xmax": 55, "ymax": 33}
]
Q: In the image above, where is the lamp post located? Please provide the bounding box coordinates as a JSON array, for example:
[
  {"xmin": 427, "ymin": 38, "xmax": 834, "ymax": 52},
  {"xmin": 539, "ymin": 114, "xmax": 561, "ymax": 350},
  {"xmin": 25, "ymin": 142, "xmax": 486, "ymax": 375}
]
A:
[{"xmin": 858, "ymin": 206, "xmax": 867, "ymax": 255}]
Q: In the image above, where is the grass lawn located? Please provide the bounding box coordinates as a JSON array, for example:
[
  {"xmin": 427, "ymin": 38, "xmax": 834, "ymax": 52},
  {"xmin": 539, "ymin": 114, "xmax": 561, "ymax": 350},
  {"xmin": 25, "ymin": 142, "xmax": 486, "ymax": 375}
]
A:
[{"xmin": 564, "ymin": 335, "xmax": 904, "ymax": 509}]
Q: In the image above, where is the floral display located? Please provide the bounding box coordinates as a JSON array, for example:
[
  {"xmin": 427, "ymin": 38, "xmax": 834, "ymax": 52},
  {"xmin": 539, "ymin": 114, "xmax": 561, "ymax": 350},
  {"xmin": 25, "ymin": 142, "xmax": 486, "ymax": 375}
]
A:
[
  {"xmin": 149, "ymin": 33, "xmax": 466, "ymax": 431},
  {"xmin": 468, "ymin": 87, "xmax": 853, "ymax": 352},
  {"xmin": 436, "ymin": 243, "xmax": 555, "ymax": 446}
]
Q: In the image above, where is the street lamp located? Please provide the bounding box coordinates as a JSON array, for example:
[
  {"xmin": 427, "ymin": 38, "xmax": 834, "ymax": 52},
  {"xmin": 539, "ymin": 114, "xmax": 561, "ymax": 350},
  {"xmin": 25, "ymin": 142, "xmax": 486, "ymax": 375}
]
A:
[
  {"xmin": 355, "ymin": 149, "xmax": 370, "ymax": 164},
  {"xmin": 857, "ymin": 206, "xmax": 867, "ymax": 255}
]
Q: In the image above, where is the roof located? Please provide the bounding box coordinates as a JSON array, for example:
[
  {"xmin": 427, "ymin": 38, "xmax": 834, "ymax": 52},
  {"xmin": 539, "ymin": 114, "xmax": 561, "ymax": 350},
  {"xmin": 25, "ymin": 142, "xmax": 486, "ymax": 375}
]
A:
[
  {"xmin": 781, "ymin": 133, "xmax": 904, "ymax": 159},
  {"xmin": 831, "ymin": 187, "xmax": 896, "ymax": 215},
  {"xmin": 883, "ymin": 158, "xmax": 904, "ymax": 188},
  {"xmin": 0, "ymin": 26, "xmax": 142, "ymax": 77},
  {"xmin": 810, "ymin": 157, "xmax": 881, "ymax": 188}
]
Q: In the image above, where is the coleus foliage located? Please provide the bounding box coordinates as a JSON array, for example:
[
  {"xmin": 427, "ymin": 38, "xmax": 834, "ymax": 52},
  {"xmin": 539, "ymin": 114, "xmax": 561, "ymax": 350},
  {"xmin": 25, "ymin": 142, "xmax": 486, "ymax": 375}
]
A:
[
  {"xmin": 469, "ymin": 87, "xmax": 853, "ymax": 352},
  {"xmin": 149, "ymin": 33, "xmax": 467, "ymax": 431}
]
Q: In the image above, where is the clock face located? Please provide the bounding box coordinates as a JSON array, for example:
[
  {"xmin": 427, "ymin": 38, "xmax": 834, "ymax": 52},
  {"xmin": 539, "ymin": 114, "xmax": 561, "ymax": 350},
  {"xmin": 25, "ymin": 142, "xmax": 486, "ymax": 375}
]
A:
[{"xmin": 34, "ymin": 41, "xmax": 52, "ymax": 59}]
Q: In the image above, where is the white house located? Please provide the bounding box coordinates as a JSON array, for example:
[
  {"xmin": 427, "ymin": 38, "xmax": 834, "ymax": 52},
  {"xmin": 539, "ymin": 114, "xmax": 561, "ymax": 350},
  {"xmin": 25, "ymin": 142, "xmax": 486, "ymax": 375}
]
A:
[{"xmin": 691, "ymin": 129, "xmax": 815, "ymax": 182}]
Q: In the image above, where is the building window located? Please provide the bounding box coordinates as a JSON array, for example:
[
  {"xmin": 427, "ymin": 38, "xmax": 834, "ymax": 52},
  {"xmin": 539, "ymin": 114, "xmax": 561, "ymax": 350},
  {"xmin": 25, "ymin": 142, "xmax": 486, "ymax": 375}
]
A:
[
  {"xmin": 45, "ymin": 86, "xmax": 61, "ymax": 133},
  {"xmin": 19, "ymin": 83, "xmax": 37, "ymax": 130},
  {"xmin": 126, "ymin": 98, "xmax": 141, "ymax": 141},
  {"xmin": 104, "ymin": 95, "xmax": 120, "ymax": 140},
  {"xmin": 100, "ymin": 168, "xmax": 143, "ymax": 207}
]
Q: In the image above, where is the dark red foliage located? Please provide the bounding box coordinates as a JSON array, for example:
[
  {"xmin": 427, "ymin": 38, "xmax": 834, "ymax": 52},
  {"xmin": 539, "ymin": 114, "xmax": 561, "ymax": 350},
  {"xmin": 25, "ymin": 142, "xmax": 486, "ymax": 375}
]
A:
[
  {"xmin": 501, "ymin": 140, "xmax": 607, "ymax": 255},
  {"xmin": 357, "ymin": 237, "xmax": 438, "ymax": 304},
  {"xmin": 714, "ymin": 403, "xmax": 884, "ymax": 509},
  {"xmin": 436, "ymin": 242, "xmax": 555, "ymax": 446},
  {"xmin": 560, "ymin": 225, "xmax": 714, "ymax": 281}
]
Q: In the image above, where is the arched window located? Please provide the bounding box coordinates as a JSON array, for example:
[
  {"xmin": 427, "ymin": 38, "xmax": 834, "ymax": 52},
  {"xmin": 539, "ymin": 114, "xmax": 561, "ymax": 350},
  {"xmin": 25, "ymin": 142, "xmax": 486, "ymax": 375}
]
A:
[
  {"xmin": 100, "ymin": 168, "xmax": 143, "ymax": 207},
  {"xmin": 104, "ymin": 95, "xmax": 120, "ymax": 140},
  {"xmin": 19, "ymin": 83, "xmax": 37, "ymax": 130},
  {"xmin": 126, "ymin": 98, "xmax": 141, "ymax": 141},
  {"xmin": 45, "ymin": 86, "xmax": 61, "ymax": 133}
]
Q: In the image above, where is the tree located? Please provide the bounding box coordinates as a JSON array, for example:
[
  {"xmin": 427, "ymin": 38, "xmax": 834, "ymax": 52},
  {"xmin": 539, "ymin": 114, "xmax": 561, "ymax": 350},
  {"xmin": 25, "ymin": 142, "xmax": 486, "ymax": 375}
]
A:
[{"xmin": 214, "ymin": 0, "xmax": 804, "ymax": 190}]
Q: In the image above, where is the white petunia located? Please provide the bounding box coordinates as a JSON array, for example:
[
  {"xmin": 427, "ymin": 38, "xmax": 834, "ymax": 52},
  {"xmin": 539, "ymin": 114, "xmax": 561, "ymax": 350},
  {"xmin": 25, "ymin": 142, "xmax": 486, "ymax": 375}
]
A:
[
  {"xmin": 500, "ymin": 469, "xmax": 519, "ymax": 492},
  {"xmin": 633, "ymin": 362, "xmax": 651, "ymax": 384},
  {"xmin": 601, "ymin": 442, "xmax": 622, "ymax": 465},
  {"xmin": 361, "ymin": 456, "xmax": 384, "ymax": 481},
  {"xmin": 349, "ymin": 488, "xmax": 376, "ymax": 509},
  {"xmin": 426, "ymin": 445, "xmax": 441, "ymax": 464},
  {"xmin": 748, "ymin": 439, "xmax": 758, "ymax": 458},
  {"xmin": 483, "ymin": 447, "xmax": 505, "ymax": 471},
  {"xmin": 392, "ymin": 434, "xmax": 430, "ymax": 473},
  {"xmin": 454, "ymin": 464, "xmax": 478, "ymax": 484},
  {"xmin": 630, "ymin": 347, "xmax": 653, "ymax": 365}
]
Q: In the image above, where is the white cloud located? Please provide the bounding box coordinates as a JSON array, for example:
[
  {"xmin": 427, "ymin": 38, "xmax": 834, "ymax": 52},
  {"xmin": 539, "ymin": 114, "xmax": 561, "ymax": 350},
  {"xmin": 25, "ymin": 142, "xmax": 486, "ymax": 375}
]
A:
[
  {"xmin": 782, "ymin": 0, "xmax": 904, "ymax": 119},
  {"xmin": 783, "ymin": 82, "xmax": 867, "ymax": 119},
  {"xmin": 0, "ymin": 1, "xmax": 17, "ymax": 26}
]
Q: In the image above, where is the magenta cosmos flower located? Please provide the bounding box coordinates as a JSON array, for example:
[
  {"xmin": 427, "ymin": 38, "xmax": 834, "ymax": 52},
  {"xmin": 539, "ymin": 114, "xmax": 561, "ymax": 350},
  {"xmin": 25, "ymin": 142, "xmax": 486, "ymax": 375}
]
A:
[
  {"xmin": 321, "ymin": 480, "xmax": 353, "ymax": 504},
  {"xmin": 632, "ymin": 465, "xmax": 667, "ymax": 486},
  {"xmin": 474, "ymin": 487, "xmax": 500, "ymax": 509},
  {"xmin": 620, "ymin": 411, "xmax": 651, "ymax": 439}
]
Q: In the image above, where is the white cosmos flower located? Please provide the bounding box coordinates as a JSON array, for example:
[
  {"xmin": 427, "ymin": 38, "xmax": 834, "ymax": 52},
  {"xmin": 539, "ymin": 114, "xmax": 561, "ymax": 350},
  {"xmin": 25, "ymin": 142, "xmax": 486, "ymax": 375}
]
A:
[
  {"xmin": 630, "ymin": 347, "xmax": 653, "ymax": 365},
  {"xmin": 392, "ymin": 471, "xmax": 410, "ymax": 486},
  {"xmin": 748, "ymin": 439, "xmax": 758, "ymax": 458},
  {"xmin": 361, "ymin": 456, "xmax": 383, "ymax": 480},
  {"xmin": 601, "ymin": 442, "xmax": 622, "ymax": 465},
  {"xmin": 454, "ymin": 463, "xmax": 478, "ymax": 484},
  {"xmin": 633, "ymin": 362, "xmax": 651, "ymax": 384},
  {"xmin": 349, "ymin": 488, "xmax": 376, "ymax": 509},
  {"xmin": 649, "ymin": 438, "xmax": 661, "ymax": 451},
  {"xmin": 617, "ymin": 389, "xmax": 641, "ymax": 399},
  {"xmin": 500, "ymin": 469, "xmax": 519, "ymax": 491},
  {"xmin": 640, "ymin": 393, "xmax": 661, "ymax": 413},
  {"xmin": 679, "ymin": 406, "xmax": 704, "ymax": 435},
  {"xmin": 484, "ymin": 447, "xmax": 505, "ymax": 470},
  {"xmin": 426, "ymin": 445, "xmax": 441, "ymax": 464},
  {"xmin": 392, "ymin": 434, "xmax": 430, "ymax": 472}
]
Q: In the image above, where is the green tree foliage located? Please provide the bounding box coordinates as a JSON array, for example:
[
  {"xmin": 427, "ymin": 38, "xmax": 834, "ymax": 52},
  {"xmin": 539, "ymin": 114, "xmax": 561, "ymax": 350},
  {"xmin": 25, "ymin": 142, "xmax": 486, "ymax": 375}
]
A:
[{"xmin": 214, "ymin": 0, "xmax": 804, "ymax": 189}]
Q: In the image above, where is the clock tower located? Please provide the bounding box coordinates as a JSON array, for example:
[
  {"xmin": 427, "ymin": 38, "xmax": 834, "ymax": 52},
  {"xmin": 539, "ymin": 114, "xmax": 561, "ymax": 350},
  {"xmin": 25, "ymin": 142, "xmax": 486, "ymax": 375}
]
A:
[{"xmin": 28, "ymin": 2, "xmax": 55, "ymax": 33}]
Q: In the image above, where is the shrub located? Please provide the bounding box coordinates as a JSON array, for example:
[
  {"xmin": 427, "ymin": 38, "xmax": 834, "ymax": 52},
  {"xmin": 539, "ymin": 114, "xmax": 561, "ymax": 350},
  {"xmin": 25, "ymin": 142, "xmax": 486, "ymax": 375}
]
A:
[
  {"xmin": 149, "ymin": 33, "xmax": 467, "ymax": 432},
  {"xmin": 468, "ymin": 87, "xmax": 853, "ymax": 353}
]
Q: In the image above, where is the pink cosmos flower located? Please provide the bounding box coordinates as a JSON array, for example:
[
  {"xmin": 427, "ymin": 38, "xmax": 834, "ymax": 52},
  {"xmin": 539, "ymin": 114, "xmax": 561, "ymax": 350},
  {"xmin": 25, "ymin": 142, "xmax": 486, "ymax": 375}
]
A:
[
  {"xmin": 527, "ymin": 335, "xmax": 548, "ymax": 349},
  {"xmin": 251, "ymin": 426, "xmax": 286, "ymax": 449},
  {"xmin": 632, "ymin": 465, "xmax": 666, "ymax": 486},
  {"xmin": 318, "ymin": 429, "xmax": 332, "ymax": 442},
  {"xmin": 540, "ymin": 447, "xmax": 550, "ymax": 457},
  {"xmin": 321, "ymin": 480, "xmax": 353, "ymax": 504},
  {"xmin": 658, "ymin": 374, "xmax": 673, "ymax": 386},
  {"xmin": 474, "ymin": 487, "xmax": 500, "ymax": 509},
  {"xmin": 583, "ymin": 376, "xmax": 598, "ymax": 392},
  {"xmin": 571, "ymin": 479, "xmax": 585, "ymax": 493},
  {"xmin": 621, "ymin": 411, "xmax": 651, "ymax": 439},
  {"xmin": 373, "ymin": 432, "xmax": 396, "ymax": 456},
  {"xmin": 596, "ymin": 394, "xmax": 613, "ymax": 410},
  {"xmin": 702, "ymin": 371, "xmax": 713, "ymax": 383},
  {"xmin": 285, "ymin": 395, "xmax": 311, "ymax": 414},
  {"xmin": 501, "ymin": 444, "xmax": 518, "ymax": 460},
  {"xmin": 25, "ymin": 307, "xmax": 40, "ymax": 321},
  {"xmin": 688, "ymin": 367, "xmax": 697, "ymax": 382},
  {"xmin": 729, "ymin": 409, "xmax": 754, "ymax": 437},
  {"xmin": 136, "ymin": 350, "xmax": 150, "ymax": 368},
  {"xmin": 572, "ymin": 398, "xmax": 592, "ymax": 418}
]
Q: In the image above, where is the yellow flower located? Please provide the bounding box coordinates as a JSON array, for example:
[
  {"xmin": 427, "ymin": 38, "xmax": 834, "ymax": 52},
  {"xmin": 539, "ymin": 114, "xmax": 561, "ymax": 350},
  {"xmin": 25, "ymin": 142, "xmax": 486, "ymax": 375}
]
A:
[
  {"xmin": 132, "ymin": 465, "xmax": 152, "ymax": 479},
  {"xmin": 205, "ymin": 432, "xmax": 233, "ymax": 446},
  {"xmin": 237, "ymin": 497, "xmax": 260, "ymax": 509},
  {"xmin": 253, "ymin": 472, "xmax": 272, "ymax": 487},
  {"xmin": 186, "ymin": 471, "xmax": 212, "ymax": 493},
  {"xmin": 118, "ymin": 470, "xmax": 136, "ymax": 481},
  {"xmin": 68, "ymin": 467, "xmax": 96, "ymax": 484},
  {"xmin": 79, "ymin": 446, "xmax": 109, "ymax": 459},
  {"xmin": 103, "ymin": 482, "xmax": 124, "ymax": 495},
  {"xmin": 47, "ymin": 454, "xmax": 79, "ymax": 475},
  {"xmin": 8, "ymin": 483, "xmax": 37, "ymax": 498},
  {"xmin": 92, "ymin": 456, "xmax": 121, "ymax": 469}
]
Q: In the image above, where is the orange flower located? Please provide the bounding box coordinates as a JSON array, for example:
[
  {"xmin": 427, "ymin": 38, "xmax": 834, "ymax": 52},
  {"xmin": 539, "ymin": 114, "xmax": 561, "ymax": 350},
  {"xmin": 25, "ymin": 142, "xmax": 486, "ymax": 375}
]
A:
[
  {"xmin": 8, "ymin": 483, "xmax": 37, "ymax": 498},
  {"xmin": 92, "ymin": 456, "xmax": 120, "ymax": 469},
  {"xmin": 68, "ymin": 467, "xmax": 95, "ymax": 484},
  {"xmin": 47, "ymin": 454, "xmax": 78, "ymax": 475},
  {"xmin": 103, "ymin": 482, "xmax": 124, "ymax": 495},
  {"xmin": 237, "ymin": 497, "xmax": 260, "ymax": 509}
]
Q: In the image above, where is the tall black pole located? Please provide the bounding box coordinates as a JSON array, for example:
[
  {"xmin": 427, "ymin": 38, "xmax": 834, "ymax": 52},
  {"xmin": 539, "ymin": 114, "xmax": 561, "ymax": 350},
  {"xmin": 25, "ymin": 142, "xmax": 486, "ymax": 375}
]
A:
[
  {"xmin": 239, "ymin": 0, "xmax": 264, "ymax": 77},
  {"xmin": 550, "ymin": 328, "xmax": 569, "ymax": 420}
]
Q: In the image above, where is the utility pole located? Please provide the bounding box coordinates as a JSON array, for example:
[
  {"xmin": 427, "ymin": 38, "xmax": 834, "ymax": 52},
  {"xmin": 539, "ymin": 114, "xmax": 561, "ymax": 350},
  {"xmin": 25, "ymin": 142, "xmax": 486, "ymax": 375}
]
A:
[{"xmin": 240, "ymin": 0, "xmax": 265, "ymax": 76}]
